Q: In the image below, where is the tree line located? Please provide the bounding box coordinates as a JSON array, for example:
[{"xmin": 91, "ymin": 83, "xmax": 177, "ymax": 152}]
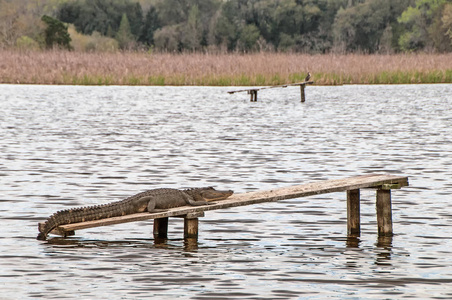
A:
[{"xmin": 1, "ymin": 0, "xmax": 451, "ymax": 53}]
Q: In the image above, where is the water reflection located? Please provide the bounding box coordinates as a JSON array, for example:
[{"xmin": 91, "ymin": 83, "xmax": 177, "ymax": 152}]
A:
[
  {"xmin": 375, "ymin": 235, "xmax": 393, "ymax": 265},
  {"xmin": 345, "ymin": 229, "xmax": 394, "ymax": 265},
  {"xmin": 183, "ymin": 238, "xmax": 199, "ymax": 252},
  {"xmin": 45, "ymin": 237, "xmax": 146, "ymax": 249},
  {"xmin": 154, "ymin": 236, "xmax": 199, "ymax": 252},
  {"xmin": 44, "ymin": 234, "xmax": 202, "ymax": 253},
  {"xmin": 346, "ymin": 236, "xmax": 361, "ymax": 248}
]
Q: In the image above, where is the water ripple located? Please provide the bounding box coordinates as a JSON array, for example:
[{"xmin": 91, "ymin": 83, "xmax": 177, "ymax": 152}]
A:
[{"xmin": 0, "ymin": 84, "xmax": 451, "ymax": 299}]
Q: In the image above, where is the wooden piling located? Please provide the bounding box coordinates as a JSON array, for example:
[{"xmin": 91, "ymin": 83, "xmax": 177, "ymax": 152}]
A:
[
  {"xmin": 184, "ymin": 218, "xmax": 199, "ymax": 239},
  {"xmin": 347, "ymin": 189, "xmax": 360, "ymax": 236},
  {"xmin": 153, "ymin": 217, "xmax": 169, "ymax": 239},
  {"xmin": 248, "ymin": 90, "xmax": 258, "ymax": 102},
  {"xmin": 181, "ymin": 212, "xmax": 204, "ymax": 239},
  {"xmin": 300, "ymin": 84, "xmax": 306, "ymax": 102},
  {"xmin": 376, "ymin": 188, "xmax": 393, "ymax": 236}
]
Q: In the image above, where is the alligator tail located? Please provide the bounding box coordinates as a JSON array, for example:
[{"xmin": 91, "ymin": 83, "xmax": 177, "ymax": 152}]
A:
[
  {"xmin": 37, "ymin": 232, "xmax": 47, "ymax": 240},
  {"xmin": 37, "ymin": 201, "xmax": 128, "ymax": 240}
]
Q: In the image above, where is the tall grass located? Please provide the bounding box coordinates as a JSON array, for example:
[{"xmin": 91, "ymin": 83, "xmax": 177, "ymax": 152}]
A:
[{"xmin": 1, "ymin": 50, "xmax": 451, "ymax": 85}]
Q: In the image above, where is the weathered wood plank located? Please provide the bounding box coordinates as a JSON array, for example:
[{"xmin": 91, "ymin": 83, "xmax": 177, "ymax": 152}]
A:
[
  {"xmin": 228, "ymin": 81, "xmax": 314, "ymax": 94},
  {"xmin": 52, "ymin": 174, "xmax": 408, "ymax": 235}
]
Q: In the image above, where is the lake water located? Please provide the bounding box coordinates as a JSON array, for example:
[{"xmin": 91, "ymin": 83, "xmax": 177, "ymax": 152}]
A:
[{"xmin": 1, "ymin": 83, "xmax": 451, "ymax": 299}]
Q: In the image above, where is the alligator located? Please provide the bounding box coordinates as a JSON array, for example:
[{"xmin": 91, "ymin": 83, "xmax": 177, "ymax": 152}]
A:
[{"xmin": 37, "ymin": 187, "xmax": 233, "ymax": 240}]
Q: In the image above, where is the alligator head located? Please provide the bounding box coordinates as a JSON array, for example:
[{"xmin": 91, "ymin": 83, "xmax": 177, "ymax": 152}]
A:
[{"xmin": 186, "ymin": 187, "xmax": 234, "ymax": 202}]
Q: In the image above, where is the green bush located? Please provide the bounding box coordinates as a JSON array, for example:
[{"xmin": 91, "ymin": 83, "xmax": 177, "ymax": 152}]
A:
[{"xmin": 16, "ymin": 36, "xmax": 40, "ymax": 51}]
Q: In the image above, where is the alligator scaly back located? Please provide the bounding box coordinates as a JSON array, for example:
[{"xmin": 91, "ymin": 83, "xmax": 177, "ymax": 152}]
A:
[{"xmin": 37, "ymin": 191, "xmax": 151, "ymax": 240}]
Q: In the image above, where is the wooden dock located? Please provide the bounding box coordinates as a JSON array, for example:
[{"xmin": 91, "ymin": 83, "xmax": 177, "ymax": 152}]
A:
[
  {"xmin": 228, "ymin": 80, "xmax": 314, "ymax": 102},
  {"xmin": 44, "ymin": 174, "xmax": 409, "ymax": 240}
]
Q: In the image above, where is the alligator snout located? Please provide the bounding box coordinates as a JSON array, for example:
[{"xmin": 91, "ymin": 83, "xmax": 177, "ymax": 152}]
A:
[{"xmin": 202, "ymin": 188, "xmax": 234, "ymax": 202}]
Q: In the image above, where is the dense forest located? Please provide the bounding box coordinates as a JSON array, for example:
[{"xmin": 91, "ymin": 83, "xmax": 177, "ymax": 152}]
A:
[{"xmin": 1, "ymin": 0, "xmax": 451, "ymax": 53}]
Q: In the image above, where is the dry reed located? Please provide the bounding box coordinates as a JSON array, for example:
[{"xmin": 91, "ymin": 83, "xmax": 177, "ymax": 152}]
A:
[{"xmin": 1, "ymin": 50, "xmax": 451, "ymax": 85}]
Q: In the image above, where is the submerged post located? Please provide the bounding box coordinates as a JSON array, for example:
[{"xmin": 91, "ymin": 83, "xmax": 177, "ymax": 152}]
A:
[
  {"xmin": 376, "ymin": 188, "xmax": 393, "ymax": 236},
  {"xmin": 347, "ymin": 189, "xmax": 361, "ymax": 236}
]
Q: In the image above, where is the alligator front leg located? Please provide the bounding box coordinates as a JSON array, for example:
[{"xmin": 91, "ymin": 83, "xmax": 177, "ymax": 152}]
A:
[
  {"xmin": 143, "ymin": 196, "xmax": 168, "ymax": 213},
  {"xmin": 184, "ymin": 195, "xmax": 209, "ymax": 206}
]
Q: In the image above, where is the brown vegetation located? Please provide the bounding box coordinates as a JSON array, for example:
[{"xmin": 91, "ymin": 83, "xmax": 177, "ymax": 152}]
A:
[{"xmin": 1, "ymin": 50, "xmax": 451, "ymax": 85}]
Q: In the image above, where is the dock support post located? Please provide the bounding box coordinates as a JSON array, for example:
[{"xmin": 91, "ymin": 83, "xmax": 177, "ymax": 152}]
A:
[
  {"xmin": 153, "ymin": 217, "xmax": 168, "ymax": 239},
  {"xmin": 347, "ymin": 189, "xmax": 360, "ymax": 236},
  {"xmin": 376, "ymin": 188, "xmax": 393, "ymax": 236},
  {"xmin": 300, "ymin": 84, "xmax": 306, "ymax": 102},
  {"xmin": 184, "ymin": 218, "xmax": 199, "ymax": 239},
  {"xmin": 183, "ymin": 212, "xmax": 204, "ymax": 239}
]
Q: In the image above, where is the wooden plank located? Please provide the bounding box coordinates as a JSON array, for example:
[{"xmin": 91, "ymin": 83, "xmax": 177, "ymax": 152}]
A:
[
  {"xmin": 381, "ymin": 183, "xmax": 401, "ymax": 190},
  {"xmin": 52, "ymin": 174, "xmax": 408, "ymax": 234},
  {"xmin": 228, "ymin": 81, "xmax": 314, "ymax": 94}
]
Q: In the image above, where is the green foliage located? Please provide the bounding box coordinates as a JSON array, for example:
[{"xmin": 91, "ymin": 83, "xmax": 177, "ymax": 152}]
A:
[
  {"xmin": 183, "ymin": 5, "xmax": 203, "ymax": 51},
  {"xmin": 41, "ymin": 15, "xmax": 72, "ymax": 49},
  {"xmin": 16, "ymin": 36, "xmax": 41, "ymax": 50},
  {"xmin": 116, "ymin": 14, "xmax": 135, "ymax": 50},
  {"xmin": 148, "ymin": 75, "xmax": 165, "ymax": 85},
  {"xmin": 239, "ymin": 24, "xmax": 261, "ymax": 51},
  {"xmin": 68, "ymin": 25, "xmax": 119, "ymax": 52},
  {"xmin": 139, "ymin": 6, "xmax": 160, "ymax": 45},
  {"xmin": 153, "ymin": 25, "xmax": 180, "ymax": 51},
  {"xmin": 210, "ymin": 0, "xmax": 240, "ymax": 51},
  {"xmin": 398, "ymin": 0, "xmax": 451, "ymax": 52},
  {"xmin": 2, "ymin": 0, "xmax": 452, "ymax": 53},
  {"xmin": 443, "ymin": 4, "xmax": 452, "ymax": 43},
  {"xmin": 0, "ymin": 0, "xmax": 47, "ymax": 48},
  {"xmin": 58, "ymin": 0, "xmax": 143, "ymax": 39},
  {"xmin": 333, "ymin": 0, "xmax": 413, "ymax": 53}
]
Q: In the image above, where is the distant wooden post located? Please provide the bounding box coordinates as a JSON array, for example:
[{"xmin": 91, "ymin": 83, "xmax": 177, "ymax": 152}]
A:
[
  {"xmin": 376, "ymin": 188, "xmax": 393, "ymax": 236},
  {"xmin": 248, "ymin": 90, "xmax": 258, "ymax": 102},
  {"xmin": 300, "ymin": 84, "xmax": 306, "ymax": 102},
  {"xmin": 347, "ymin": 189, "xmax": 360, "ymax": 236},
  {"xmin": 228, "ymin": 81, "xmax": 313, "ymax": 102},
  {"xmin": 153, "ymin": 217, "xmax": 168, "ymax": 239}
]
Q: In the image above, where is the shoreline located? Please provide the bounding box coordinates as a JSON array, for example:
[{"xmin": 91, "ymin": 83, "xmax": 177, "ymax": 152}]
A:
[
  {"xmin": 1, "ymin": 50, "xmax": 451, "ymax": 86},
  {"xmin": 3, "ymin": 82, "xmax": 451, "ymax": 87}
]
